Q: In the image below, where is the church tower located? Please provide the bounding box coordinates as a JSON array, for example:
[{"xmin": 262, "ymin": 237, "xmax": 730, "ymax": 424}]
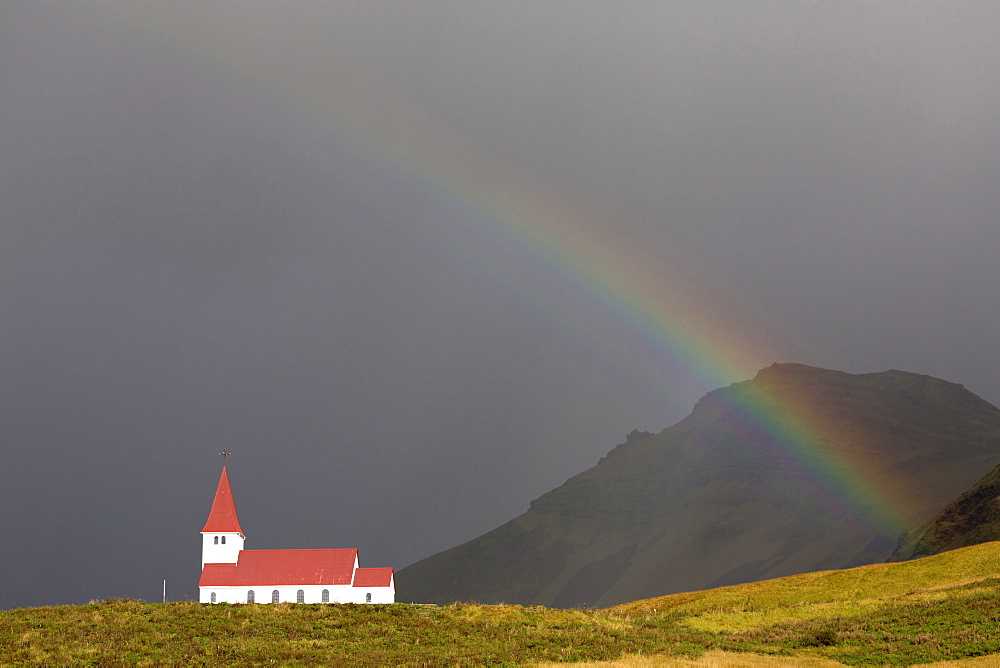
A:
[{"xmin": 201, "ymin": 465, "xmax": 245, "ymax": 569}]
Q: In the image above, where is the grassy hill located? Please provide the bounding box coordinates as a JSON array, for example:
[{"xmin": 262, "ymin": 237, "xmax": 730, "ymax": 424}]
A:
[{"xmin": 6, "ymin": 542, "xmax": 1000, "ymax": 665}]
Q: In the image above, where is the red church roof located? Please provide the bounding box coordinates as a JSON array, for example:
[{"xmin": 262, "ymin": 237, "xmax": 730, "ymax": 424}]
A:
[
  {"xmin": 201, "ymin": 466, "xmax": 244, "ymax": 535},
  {"xmin": 352, "ymin": 567, "xmax": 394, "ymax": 588},
  {"xmin": 199, "ymin": 549, "xmax": 359, "ymax": 587}
]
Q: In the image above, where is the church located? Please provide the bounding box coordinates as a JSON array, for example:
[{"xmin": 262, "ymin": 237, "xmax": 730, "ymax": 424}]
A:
[{"xmin": 198, "ymin": 463, "xmax": 395, "ymax": 604}]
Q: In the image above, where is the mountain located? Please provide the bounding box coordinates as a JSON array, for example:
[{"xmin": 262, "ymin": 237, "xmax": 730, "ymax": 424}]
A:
[
  {"xmin": 891, "ymin": 461, "xmax": 1000, "ymax": 561},
  {"xmin": 397, "ymin": 364, "xmax": 1000, "ymax": 607}
]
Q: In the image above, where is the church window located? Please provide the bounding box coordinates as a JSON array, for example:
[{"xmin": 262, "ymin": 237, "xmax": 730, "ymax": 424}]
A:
[
  {"xmin": 322, "ymin": 589, "xmax": 330, "ymax": 603},
  {"xmin": 221, "ymin": 536, "xmax": 226, "ymax": 544},
  {"xmin": 272, "ymin": 590, "xmax": 280, "ymax": 603},
  {"xmin": 247, "ymin": 590, "xmax": 255, "ymax": 603},
  {"xmin": 214, "ymin": 536, "xmax": 218, "ymax": 544},
  {"xmin": 210, "ymin": 592, "xmax": 216, "ymax": 603},
  {"xmin": 297, "ymin": 589, "xmax": 305, "ymax": 603},
  {"xmin": 366, "ymin": 593, "xmax": 372, "ymax": 603}
]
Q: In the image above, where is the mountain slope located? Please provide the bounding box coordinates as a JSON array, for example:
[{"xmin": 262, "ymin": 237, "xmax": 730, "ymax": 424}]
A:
[
  {"xmin": 892, "ymin": 461, "xmax": 1000, "ymax": 561},
  {"xmin": 398, "ymin": 364, "xmax": 1000, "ymax": 607}
]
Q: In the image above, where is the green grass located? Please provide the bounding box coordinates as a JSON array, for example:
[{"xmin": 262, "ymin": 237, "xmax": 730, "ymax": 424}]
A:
[
  {"xmin": 6, "ymin": 542, "xmax": 1000, "ymax": 665},
  {"xmin": 611, "ymin": 541, "xmax": 1000, "ymax": 665},
  {"xmin": 616, "ymin": 537, "xmax": 1000, "ymax": 619},
  {"xmin": 0, "ymin": 599, "xmax": 674, "ymax": 666}
]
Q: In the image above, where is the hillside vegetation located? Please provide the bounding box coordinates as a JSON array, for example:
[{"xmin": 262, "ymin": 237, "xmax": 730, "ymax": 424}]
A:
[
  {"xmin": 893, "ymin": 460, "xmax": 1000, "ymax": 561},
  {"xmin": 6, "ymin": 542, "xmax": 1000, "ymax": 665}
]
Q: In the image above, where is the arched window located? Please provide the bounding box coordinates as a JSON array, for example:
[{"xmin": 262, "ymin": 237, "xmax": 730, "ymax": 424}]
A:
[
  {"xmin": 296, "ymin": 589, "xmax": 305, "ymax": 604},
  {"xmin": 221, "ymin": 536, "xmax": 226, "ymax": 544},
  {"xmin": 247, "ymin": 590, "xmax": 255, "ymax": 603},
  {"xmin": 322, "ymin": 589, "xmax": 330, "ymax": 603},
  {"xmin": 272, "ymin": 590, "xmax": 280, "ymax": 604},
  {"xmin": 366, "ymin": 592, "xmax": 372, "ymax": 603},
  {"xmin": 210, "ymin": 592, "xmax": 217, "ymax": 603},
  {"xmin": 214, "ymin": 536, "xmax": 219, "ymax": 544}
]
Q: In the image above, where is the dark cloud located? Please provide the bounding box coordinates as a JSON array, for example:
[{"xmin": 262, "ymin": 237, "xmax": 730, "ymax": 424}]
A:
[{"xmin": 2, "ymin": 2, "xmax": 997, "ymax": 609}]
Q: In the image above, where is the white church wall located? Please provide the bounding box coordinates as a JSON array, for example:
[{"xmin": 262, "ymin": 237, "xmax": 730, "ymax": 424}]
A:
[
  {"xmin": 201, "ymin": 532, "xmax": 244, "ymax": 569},
  {"xmin": 357, "ymin": 586, "xmax": 395, "ymax": 604},
  {"xmin": 200, "ymin": 586, "xmax": 246, "ymax": 604},
  {"xmin": 200, "ymin": 584, "xmax": 393, "ymax": 604}
]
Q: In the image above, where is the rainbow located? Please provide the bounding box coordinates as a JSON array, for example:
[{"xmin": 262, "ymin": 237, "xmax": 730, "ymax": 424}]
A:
[{"xmin": 105, "ymin": 5, "xmax": 910, "ymax": 537}]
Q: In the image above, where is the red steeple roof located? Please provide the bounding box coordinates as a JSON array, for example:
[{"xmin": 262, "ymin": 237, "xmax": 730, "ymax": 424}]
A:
[{"xmin": 201, "ymin": 466, "xmax": 245, "ymax": 535}]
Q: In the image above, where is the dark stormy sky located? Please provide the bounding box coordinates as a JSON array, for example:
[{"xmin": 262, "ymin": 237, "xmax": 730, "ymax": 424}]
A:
[{"xmin": 2, "ymin": 2, "xmax": 998, "ymax": 609}]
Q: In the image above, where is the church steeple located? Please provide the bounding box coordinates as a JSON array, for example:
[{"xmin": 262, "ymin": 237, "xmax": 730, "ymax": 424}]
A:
[
  {"xmin": 201, "ymin": 465, "xmax": 244, "ymax": 536},
  {"xmin": 201, "ymin": 462, "xmax": 246, "ymax": 569}
]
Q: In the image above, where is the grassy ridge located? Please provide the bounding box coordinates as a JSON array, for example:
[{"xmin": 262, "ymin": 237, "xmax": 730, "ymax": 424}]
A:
[
  {"xmin": 1, "ymin": 600, "xmax": 674, "ymax": 666},
  {"xmin": 5, "ymin": 542, "xmax": 1000, "ymax": 665},
  {"xmin": 616, "ymin": 535, "xmax": 1000, "ymax": 619},
  {"xmin": 612, "ymin": 541, "xmax": 1000, "ymax": 665}
]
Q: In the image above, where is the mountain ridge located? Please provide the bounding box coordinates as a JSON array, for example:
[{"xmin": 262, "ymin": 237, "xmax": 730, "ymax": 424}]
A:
[{"xmin": 398, "ymin": 364, "xmax": 1000, "ymax": 607}]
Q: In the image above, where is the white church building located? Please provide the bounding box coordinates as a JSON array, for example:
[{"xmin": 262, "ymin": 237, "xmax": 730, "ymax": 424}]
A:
[{"xmin": 199, "ymin": 464, "xmax": 394, "ymax": 604}]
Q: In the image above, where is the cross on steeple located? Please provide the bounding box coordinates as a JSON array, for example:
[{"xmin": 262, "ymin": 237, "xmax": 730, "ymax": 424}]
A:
[{"xmin": 219, "ymin": 449, "xmax": 232, "ymax": 459}]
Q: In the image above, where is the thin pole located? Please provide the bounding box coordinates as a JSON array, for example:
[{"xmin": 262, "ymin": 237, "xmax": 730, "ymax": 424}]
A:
[{"xmin": 163, "ymin": 579, "xmax": 166, "ymax": 603}]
